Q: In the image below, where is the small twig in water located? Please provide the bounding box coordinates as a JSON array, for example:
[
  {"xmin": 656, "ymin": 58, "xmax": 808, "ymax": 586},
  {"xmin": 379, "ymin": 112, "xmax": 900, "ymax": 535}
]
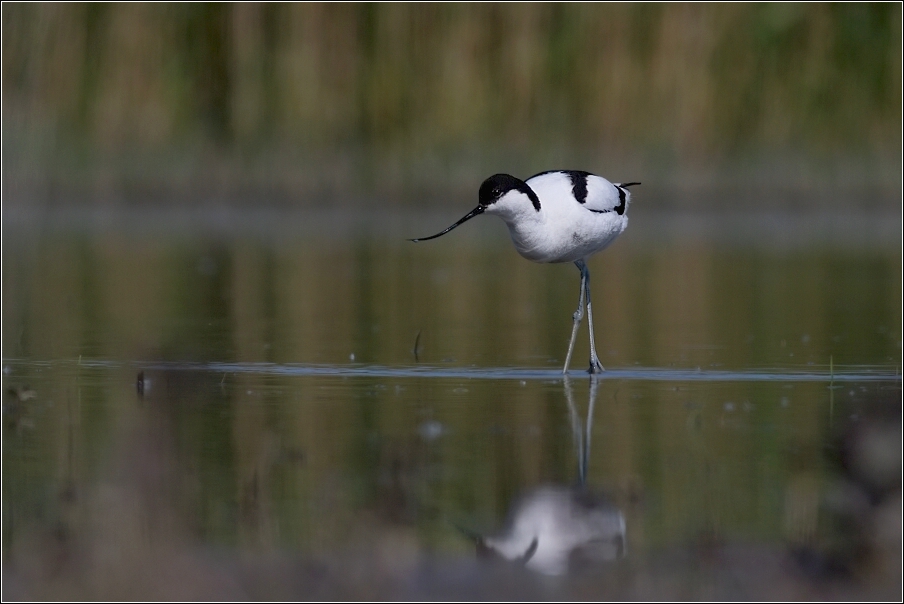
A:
[
  {"xmin": 829, "ymin": 355, "xmax": 834, "ymax": 427},
  {"xmin": 413, "ymin": 331, "xmax": 422, "ymax": 363}
]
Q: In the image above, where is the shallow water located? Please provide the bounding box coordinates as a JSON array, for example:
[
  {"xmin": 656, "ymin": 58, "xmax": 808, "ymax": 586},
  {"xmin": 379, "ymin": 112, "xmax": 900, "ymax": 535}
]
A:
[{"xmin": 2, "ymin": 206, "xmax": 901, "ymax": 599}]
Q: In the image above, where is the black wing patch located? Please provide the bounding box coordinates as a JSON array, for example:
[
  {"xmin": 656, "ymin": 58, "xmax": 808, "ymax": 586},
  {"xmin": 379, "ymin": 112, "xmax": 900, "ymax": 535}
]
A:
[
  {"xmin": 612, "ymin": 182, "xmax": 640, "ymax": 215},
  {"xmin": 525, "ymin": 172, "xmax": 638, "ymax": 215},
  {"xmin": 566, "ymin": 171, "xmax": 591, "ymax": 205},
  {"xmin": 527, "ymin": 169, "xmax": 591, "ymax": 205},
  {"xmin": 615, "ymin": 187, "xmax": 626, "ymax": 215}
]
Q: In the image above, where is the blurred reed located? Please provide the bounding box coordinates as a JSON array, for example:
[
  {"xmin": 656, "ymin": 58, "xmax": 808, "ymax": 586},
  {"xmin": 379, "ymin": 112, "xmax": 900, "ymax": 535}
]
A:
[{"xmin": 2, "ymin": 3, "xmax": 901, "ymax": 205}]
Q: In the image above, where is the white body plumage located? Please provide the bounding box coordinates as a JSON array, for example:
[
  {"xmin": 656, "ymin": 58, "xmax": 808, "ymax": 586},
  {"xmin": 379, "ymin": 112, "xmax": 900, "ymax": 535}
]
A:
[{"xmin": 485, "ymin": 171, "xmax": 632, "ymax": 264}]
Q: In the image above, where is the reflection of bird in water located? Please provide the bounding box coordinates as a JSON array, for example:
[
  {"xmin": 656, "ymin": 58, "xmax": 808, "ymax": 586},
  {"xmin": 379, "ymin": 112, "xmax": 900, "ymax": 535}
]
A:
[
  {"xmin": 465, "ymin": 377, "xmax": 626, "ymax": 576},
  {"xmin": 411, "ymin": 171, "xmax": 638, "ymax": 374},
  {"xmin": 478, "ymin": 485, "xmax": 626, "ymax": 576}
]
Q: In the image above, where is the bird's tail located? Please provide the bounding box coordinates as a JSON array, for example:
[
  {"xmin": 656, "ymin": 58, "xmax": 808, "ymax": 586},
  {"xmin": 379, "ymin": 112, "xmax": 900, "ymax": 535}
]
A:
[{"xmin": 612, "ymin": 182, "xmax": 640, "ymax": 214}]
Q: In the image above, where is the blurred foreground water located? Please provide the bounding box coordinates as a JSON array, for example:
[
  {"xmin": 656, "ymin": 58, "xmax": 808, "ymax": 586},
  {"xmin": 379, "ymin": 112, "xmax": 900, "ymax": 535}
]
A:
[{"xmin": 2, "ymin": 202, "xmax": 901, "ymax": 599}]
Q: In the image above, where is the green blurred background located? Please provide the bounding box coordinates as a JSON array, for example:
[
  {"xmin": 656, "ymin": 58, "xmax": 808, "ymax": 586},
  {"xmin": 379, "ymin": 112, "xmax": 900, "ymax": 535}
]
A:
[
  {"xmin": 3, "ymin": 2, "xmax": 901, "ymax": 207},
  {"xmin": 3, "ymin": 6, "xmax": 902, "ymax": 599}
]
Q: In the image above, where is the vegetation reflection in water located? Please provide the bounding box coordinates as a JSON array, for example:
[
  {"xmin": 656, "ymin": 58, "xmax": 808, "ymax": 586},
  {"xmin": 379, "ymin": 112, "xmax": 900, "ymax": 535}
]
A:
[
  {"xmin": 2, "ymin": 210, "xmax": 901, "ymax": 598},
  {"xmin": 2, "ymin": 210, "xmax": 900, "ymax": 369}
]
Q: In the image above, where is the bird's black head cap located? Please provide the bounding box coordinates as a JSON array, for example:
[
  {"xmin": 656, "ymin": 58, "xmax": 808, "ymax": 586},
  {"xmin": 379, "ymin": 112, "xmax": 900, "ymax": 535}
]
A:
[
  {"xmin": 479, "ymin": 174, "xmax": 541, "ymax": 211},
  {"xmin": 409, "ymin": 173, "xmax": 539, "ymax": 243}
]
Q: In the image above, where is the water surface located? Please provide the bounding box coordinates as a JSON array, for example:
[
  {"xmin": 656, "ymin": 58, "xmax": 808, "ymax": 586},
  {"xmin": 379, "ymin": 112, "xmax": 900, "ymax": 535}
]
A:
[{"xmin": 2, "ymin": 206, "xmax": 901, "ymax": 599}]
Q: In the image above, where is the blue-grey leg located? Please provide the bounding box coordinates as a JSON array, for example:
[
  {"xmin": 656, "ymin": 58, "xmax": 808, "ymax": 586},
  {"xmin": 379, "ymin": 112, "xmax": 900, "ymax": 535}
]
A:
[
  {"xmin": 562, "ymin": 261, "xmax": 588, "ymax": 374},
  {"xmin": 582, "ymin": 261, "xmax": 605, "ymax": 373},
  {"xmin": 563, "ymin": 376, "xmax": 585, "ymax": 485}
]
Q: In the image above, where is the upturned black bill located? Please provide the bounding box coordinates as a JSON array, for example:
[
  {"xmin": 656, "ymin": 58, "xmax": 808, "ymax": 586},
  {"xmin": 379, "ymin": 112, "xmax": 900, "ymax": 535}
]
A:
[{"xmin": 409, "ymin": 206, "xmax": 485, "ymax": 242}]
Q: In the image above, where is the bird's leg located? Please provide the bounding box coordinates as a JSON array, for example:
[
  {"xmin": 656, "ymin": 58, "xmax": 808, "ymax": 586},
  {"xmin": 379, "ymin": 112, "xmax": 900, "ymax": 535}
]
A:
[
  {"xmin": 563, "ymin": 376, "xmax": 586, "ymax": 485},
  {"xmin": 585, "ymin": 377, "xmax": 599, "ymax": 479},
  {"xmin": 562, "ymin": 261, "xmax": 587, "ymax": 374},
  {"xmin": 582, "ymin": 261, "xmax": 605, "ymax": 373}
]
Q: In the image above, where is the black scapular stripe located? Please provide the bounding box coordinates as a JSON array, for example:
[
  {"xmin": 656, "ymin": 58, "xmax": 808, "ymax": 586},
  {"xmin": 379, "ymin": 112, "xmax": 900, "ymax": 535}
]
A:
[
  {"xmin": 527, "ymin": 169, "xmax": 591, "ymax": 205},
  {"xmin": 565, "ymin": 170, "xmax": 591, "ymax": 205}
]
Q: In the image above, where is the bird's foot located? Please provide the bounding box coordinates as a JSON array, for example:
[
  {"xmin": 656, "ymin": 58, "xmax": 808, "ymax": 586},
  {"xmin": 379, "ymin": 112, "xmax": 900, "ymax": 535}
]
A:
[{"xmin": 587, "ymin": 357, "xmax": 605, "ymax": 374}]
